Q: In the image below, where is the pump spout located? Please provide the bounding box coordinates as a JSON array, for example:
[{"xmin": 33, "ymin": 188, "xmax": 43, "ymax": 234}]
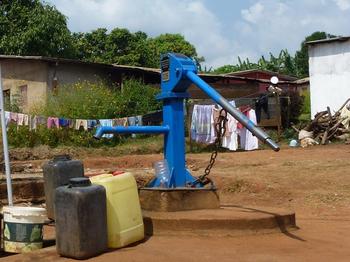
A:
[{"xmin": 186, "ymin": 71, "xmax": 280, "ymax": 152}]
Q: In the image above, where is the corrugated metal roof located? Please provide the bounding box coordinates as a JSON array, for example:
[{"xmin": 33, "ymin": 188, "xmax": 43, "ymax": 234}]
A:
[
  {"xmin": 306, "ymin": 36, "xmax": 350, "ymax": 45},
  {"xmin": 0, "ymin": 54, "xmax": 115, "ymax": 68},
  {"xmin": 224, "ymin": 69, "xmax": 297, "ymax": 81},
  {"xmin": 293, "ymin": 77, "xmax": 309, "ymax": 85}
]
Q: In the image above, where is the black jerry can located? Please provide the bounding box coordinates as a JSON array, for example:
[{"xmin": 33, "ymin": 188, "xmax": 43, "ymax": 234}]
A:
[
  {"xmin": 43, "ymin": 155, "xmax": 84, "ymax": 220},
  {"xmin": 54, "ymin": 177, "xmax": 108, "ymax": 259}
]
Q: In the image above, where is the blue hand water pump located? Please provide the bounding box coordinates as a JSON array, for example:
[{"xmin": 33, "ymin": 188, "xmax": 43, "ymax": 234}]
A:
[{"xmin": 94, "ymin": 53, "xmax": 279, "ymax": 188}]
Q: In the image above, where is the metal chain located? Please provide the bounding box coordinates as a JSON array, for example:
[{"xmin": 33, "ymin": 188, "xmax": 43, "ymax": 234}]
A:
[{"xmin": 190, "ymin": 108, "xmax": 228, "ymax": 187}]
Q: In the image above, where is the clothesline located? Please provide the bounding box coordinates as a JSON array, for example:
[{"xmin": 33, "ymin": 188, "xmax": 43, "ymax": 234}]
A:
[{"xmin": 2, "ymin": 110, "xmax": 161, "ymax": 133}]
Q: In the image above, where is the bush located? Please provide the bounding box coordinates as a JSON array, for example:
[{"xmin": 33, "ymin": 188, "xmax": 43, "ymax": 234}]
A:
[
  {"xmin": 31, "ymin": 79, "xmax": 161, "ymax": 119},
  {"xmin": 6, "ymin": 79, "xmax": 161, "ymax": 148}
]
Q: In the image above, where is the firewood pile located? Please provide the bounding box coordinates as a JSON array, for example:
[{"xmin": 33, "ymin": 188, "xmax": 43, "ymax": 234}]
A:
[{"xmin": 293, "ymin": 98, "xmax": 350, "ymax": 147}]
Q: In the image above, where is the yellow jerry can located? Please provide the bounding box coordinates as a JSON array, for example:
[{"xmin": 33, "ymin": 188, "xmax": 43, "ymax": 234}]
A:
[{"xmin": 90, "ymin": 172, "xmax": 144, "ymax": 248}]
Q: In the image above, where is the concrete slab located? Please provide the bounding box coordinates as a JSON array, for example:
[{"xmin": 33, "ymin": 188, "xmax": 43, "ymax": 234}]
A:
[
  {"xmin": 143, "ymin": 205, "xmax": 297, "ymax": 237},
  {"xmin": 139, "ymin": 188, "xmax": 220, "ymax": 211}
]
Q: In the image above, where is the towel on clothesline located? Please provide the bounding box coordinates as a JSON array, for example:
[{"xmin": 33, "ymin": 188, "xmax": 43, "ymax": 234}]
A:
[
  {"xmin": 191, "ymin": 105, "xmax": 216, "ymax": 144},
  {"xmin": 75, "ymin": 119, "xmax": 88, "ymax": 131}
]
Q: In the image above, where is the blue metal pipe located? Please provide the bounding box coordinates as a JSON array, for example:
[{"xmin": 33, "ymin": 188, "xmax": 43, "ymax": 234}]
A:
[
  {"xmin": 94, "ymin": 125, "xmax": 169, "ymax": 139},
  {"xmin": 186, "ymin": 70, "xmax": 280, "ymax": 152}
]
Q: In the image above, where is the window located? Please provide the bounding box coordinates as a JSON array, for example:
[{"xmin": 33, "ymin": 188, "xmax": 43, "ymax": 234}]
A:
[
  {"xmin": 19, "ymin": 85, "xmax": 28, "ymax": 109},
  {"xmin": 3, "ymin": 89, "xmax": 10, "ymax": 110}
]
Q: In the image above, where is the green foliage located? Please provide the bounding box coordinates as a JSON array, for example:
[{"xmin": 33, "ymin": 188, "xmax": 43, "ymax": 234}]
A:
[
  {"xmin": 283, "ymin": 128, "xmax": 297, "ymax": 140},
  {"xmin": 32, "ymin": 79, "xmax": 160, "ymax": 119},
  {"xmin": 73, "ymin": 30, "xmax": 202, "ymax": 68},
  {"xmin": 72, "ymin": 28, "xmax": 154, "ymax": 66},
  {"xmin": 213, "ymin": 49, "xmax": 296, "ymax": 76},
  {"xmin": 299, "ymin": 90, "xmax": 311, "ymax": 121},
  {"xmin": 148, "ymin": 34, "xmax": 204, "ymax": 68},
  {"xmin": 0, "ymin": 0, "xmax": 75, "ymax": 57},
  {"xmin": 6, "ymin": 124, "xmax": 125, "ymax": 148},
  {"xmin": 301, "ymin": 90, "xmax": 311, "ymax": 115},
  {"xmin": 32, "ymin": 81, "xmax": 120, "ymax": 119},
  {"xmin": 116, "ymin": 78, "xmax": 161, "ymax": 116}
]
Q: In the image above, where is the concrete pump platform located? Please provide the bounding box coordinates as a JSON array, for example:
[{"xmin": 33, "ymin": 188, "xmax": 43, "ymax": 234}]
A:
[
  {"xmin": 143, "ymin": 205, "xmax": 297, "ymax": 237},
  {"xmin": 139, "ymin": 187, "xmax": 220, "ymax": 212}
]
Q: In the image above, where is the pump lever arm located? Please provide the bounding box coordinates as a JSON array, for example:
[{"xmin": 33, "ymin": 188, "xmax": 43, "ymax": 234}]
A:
[{"xmin": 186, "ymin": 71, "xmax": 280, "ymax": 152}]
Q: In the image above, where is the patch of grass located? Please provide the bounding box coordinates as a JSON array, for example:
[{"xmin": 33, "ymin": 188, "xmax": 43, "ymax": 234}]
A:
[{"xmin": 224, "ymin": 179, "xmax": 249, "ymax": 193}]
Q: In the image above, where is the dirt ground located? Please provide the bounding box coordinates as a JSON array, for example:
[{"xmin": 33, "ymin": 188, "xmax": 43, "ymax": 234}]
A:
[{"xmin": 2, "ymin": 144, "xmax": 350, "ymax": 261}]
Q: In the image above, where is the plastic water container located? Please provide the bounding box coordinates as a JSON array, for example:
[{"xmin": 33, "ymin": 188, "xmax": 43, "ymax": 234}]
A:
[
  {"xmin": 2, "ymin": 206, "xmax": 47, "ymax": 253},
  {"xmin": 55, "ymin": 177, "xmax": 108, "ymax": 259},
  {"xmin": 43, "ymin": 155, "xmax": 84, "ymax": 220},
  {"xmin": 90, "ymin": 172, "xmax": 144, "ymax": 248},
  {"xmin": 154, "ymin": 160, "xmax": 170, "ymax": 188}
]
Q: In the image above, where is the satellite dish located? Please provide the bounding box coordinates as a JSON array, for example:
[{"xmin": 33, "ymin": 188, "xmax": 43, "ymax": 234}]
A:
[{"xmin": 270, "ymin": 76, "xmax": 279, "ymax": 85}]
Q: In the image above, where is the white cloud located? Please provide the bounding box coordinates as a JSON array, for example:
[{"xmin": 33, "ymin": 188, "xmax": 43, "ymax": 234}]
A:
[
  {"xmin": 241, "ymin": 2, "xmax": 264, "ymax": 24},
  {"xmin": 234, "ymin": 0, "xmax": 350, "ymax": 64},
  {"xmin": 47, "ymin": 0, "xmax": 350, "ymax": 69},
  {"xmin": 333, "ymin": 0, "xmax": 350, "ymax": 10}
]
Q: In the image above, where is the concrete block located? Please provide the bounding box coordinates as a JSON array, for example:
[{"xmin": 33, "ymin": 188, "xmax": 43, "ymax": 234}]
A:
[{"xmin": 139, "ymin": 188, "xmax": 220, "ymax": 212}]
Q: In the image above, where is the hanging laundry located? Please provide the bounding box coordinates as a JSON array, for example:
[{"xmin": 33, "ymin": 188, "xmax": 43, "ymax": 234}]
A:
[
  {"xmin": 10, "ymin": 112, "xmax": 18, "ymax": 123},
  {"xmin": 69, "ymin": 119, "xmax": 75, "ymax": 129},
  {"xmin": 16, "ymin": 113, "xmax": 30, "ymax": 129},
  {"xmin": 239, "ymin": 109, "xmax": 258, "ymax": 151},
  {"xmin": 191, "ymin": 105, "xmax": 216, "ymax": 144},
  {"xmin": 127, "ymin": 116, "xmax": 142, "ymax": 138},
  {"xmin": 23, "ymin": 114, "xmax": 30, "ymax": 126},
  {"xmin": 17, "ymin": 113, "xmax": 30, "ymax": 126},
  {"xmin": 113, "ymin": 117, "xmax": 128, "ymax": 127},
  {"xmin": 59, "ymin": 118, "xmax": 72, "ymax": 128},
  {"xmin": 87, "ymin": 120, "xmax": 98, "ymax": 129},
  {"xmin": 47, "ymin": 117, "xmax": 59, "ymax": 129},
  {"xmin": 5, "ymin": 111, "xmax": 11, "ymax": 127},
  {"xmin": 221, "ymin": 101, "xmax": 238, "ymax": 151},
  {"xmin": 127, "ymin": 116, "xmax": 142, "ymax": 126},
  {"xmin": 75, "ymin": 119, "xmax": 88, "ymax": 131},
  {"xmin": 255, "ymin": 94, "xmax": 270, "ymax": 123},
  {"xmin": 31, "ymin": 116, "xmax": 47, "ymax": 130},
  {"xmin": 99, "ymin": 119, "xmax": 113, "ymax": 138},
  {"xmin": 17, "ymin": 113, "xmax": 25, "ymax": 126}
]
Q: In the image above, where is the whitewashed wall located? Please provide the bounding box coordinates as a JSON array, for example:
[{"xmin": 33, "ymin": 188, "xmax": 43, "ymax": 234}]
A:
[{"xmin": 308, "ymin": 40, "xmax": 350, "ymax": 117}]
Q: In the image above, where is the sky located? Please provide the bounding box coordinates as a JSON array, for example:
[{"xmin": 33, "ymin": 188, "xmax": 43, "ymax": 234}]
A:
[{"xmin": 46, "ymin": 0, "xmax": 350, "ymax": 69}]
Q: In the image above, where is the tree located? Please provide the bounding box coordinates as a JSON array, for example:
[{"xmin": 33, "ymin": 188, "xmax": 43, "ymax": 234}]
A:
[
  {"xmin": 148, "ymin": 34, "xmax": 204, "ymax": 68},
  {"xmin": 72, "ymin": 28, "xmax": 110, "ymax": 62},
  {"xmin": 72, "ymin": 30, "xmax": 203, "ymax": 68},
  {"xmin": 73, "ymin": 28, "xmax": 155, "ymax": 66},
  {"xmin": 294, "ymin": 31, "xmax": 336, "ymax": 78},
  {"xmin": 0, "ymin": 0, "xmax": 75, "ymax": 57},
  {"xmin": 106, "ymin": 28, "xmax": 153, "ymax": 66}
]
